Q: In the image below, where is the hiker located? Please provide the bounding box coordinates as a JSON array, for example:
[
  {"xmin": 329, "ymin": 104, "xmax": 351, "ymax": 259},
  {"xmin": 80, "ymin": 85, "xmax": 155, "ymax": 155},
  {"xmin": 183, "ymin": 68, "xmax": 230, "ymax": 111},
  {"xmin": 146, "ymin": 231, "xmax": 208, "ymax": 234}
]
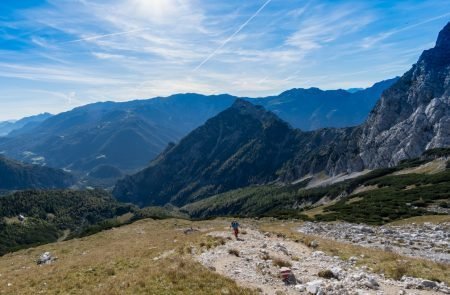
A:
[{"xmin": 231, "ymin": 220, "xmax": 240, "ymax": 239}]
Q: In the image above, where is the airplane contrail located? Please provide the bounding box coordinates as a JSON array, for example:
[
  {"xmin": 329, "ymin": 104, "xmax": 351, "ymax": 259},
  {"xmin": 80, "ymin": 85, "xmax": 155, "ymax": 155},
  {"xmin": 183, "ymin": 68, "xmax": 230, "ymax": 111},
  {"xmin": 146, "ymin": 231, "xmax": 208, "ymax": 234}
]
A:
[
  {"xmin": 193, "ymin": 0, "xmax": 273, "ymax": 72},
  {"xmin": 62, "ymin": 27, "xmax": 151, "ymax": 44}
]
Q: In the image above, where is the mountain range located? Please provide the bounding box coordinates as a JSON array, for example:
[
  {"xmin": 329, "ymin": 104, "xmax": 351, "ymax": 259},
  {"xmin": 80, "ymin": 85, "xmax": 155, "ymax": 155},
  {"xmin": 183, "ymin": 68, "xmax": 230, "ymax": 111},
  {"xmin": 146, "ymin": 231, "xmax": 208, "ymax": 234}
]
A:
[
  {"xmin": 0, "ymin": 113, "xmax": 52, "ymax": 137},
  {"xmin": 113, "ymin": 22, "xmax": 450, "ymax": 207},
  {"xmin": 0, "ymin": 79, "xmax": 396, "ymax": 182}
]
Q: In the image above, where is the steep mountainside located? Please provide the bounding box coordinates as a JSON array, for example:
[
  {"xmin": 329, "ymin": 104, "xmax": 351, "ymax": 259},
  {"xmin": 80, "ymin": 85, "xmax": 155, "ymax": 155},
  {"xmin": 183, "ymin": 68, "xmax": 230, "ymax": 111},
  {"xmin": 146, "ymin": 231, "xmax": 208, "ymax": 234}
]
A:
[
  {"xmin": 113, "ymin": 100, "xmax": 301, "ymax": 206},
  {"xmin": 358, "ymin": 23, "xmax": 450, "ymax": 168},
  {"xmin": 113, "ymin": 99, "xmax": 362, "ymax": 206},
  {"xmin": 0, "ymin": 113, "xmax": 52, "ymax": 137},
  {"xmin": 0, "ymin": 156, "xmax": 74, "ymax": 190},
  {"xmin": 0, "ymin": 81, "xmax": 393, "ymax": 180},
  {"xmin": 280, "ymin": 22, "xmax": 450, "ymax": 181},
  {"xmin": 183, "ymin": 149, "xmax": 450, "ymax": 222},
  {"xmin": 113, "ymin": 23, "xmax": 450, "ymax": 207}
]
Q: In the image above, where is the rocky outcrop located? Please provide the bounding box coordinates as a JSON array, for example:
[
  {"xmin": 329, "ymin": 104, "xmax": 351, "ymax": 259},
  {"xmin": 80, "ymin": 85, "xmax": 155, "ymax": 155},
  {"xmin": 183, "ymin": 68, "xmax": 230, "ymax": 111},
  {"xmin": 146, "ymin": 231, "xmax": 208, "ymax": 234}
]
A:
[
  {"xmin": 282, "ymin": 22, "xmax": 450, "ymax": 181},
  {"xmin": 358, "ymin": 22, "xmax": 450, "ymax": 168}
]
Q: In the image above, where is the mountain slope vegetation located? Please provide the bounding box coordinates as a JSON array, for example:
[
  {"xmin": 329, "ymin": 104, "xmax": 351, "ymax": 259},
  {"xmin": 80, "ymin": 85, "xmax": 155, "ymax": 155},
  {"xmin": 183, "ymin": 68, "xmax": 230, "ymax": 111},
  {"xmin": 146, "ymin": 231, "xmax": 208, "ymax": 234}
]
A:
[
  {"xmin": 0, "ymin": 156, "xmax": 74, "ymax": 190},
  {"xmin": 183, "ymin": 149, "xmax": 450, "ymax": 224},
  {"xmin": 0, "ymin": 189, "xmax": 137, "ymax": 255}
]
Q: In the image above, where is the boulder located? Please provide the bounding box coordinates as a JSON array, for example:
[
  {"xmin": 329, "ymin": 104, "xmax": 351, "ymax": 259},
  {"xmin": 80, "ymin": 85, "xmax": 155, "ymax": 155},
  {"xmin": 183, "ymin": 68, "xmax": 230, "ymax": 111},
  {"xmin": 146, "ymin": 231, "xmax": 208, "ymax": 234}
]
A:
[
  {"xmin": 37, "ymin": 252, "xmax": 57, "ymax": 265},
  {"xmin": 420, "ymin": 280, "xmax": 437, "ymax": 290},
  {"xmin": 364, "ymin": 276, "xmax": 379, "ymax": 289},
  {"xmin": 306, "ymin": 280, "xmax": 323, "ymax": 294}
]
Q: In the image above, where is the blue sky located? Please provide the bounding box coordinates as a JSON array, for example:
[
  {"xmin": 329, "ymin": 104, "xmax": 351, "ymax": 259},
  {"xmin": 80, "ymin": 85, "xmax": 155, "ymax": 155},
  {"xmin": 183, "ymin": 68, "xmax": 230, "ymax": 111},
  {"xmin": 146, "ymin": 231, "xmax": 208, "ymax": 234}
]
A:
[{"xmin": 0, "ymin": 0, "xmax": 449, "ymax": 120}]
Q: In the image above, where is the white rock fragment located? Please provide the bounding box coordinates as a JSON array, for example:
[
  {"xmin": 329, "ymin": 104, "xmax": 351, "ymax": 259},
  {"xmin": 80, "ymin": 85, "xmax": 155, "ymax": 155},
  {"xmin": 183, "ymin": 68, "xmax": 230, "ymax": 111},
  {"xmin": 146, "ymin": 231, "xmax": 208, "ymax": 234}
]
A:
[{"xmin": 306, "ymin": 279, "xmax": 323, "ymax": 294}]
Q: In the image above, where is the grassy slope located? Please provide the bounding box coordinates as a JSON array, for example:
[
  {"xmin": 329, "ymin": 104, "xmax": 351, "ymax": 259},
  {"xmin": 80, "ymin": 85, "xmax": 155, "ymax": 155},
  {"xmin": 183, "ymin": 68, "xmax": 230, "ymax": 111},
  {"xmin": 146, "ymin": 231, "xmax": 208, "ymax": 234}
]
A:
[
  {"xmin": 1, "ymin": 218, "xmax": 448, "ymax": 294},
  {"xmin": 0, "ymin": 218, "xmax": 256, "ymax": 295}
]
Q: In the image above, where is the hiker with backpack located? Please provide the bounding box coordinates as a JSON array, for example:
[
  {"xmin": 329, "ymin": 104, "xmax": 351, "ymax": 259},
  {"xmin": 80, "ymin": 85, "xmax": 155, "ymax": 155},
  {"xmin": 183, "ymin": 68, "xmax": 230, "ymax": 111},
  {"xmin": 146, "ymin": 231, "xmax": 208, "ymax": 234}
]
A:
[{"xmin": 231, "ymin": 220, "xmax": 240, "ymax": 239}]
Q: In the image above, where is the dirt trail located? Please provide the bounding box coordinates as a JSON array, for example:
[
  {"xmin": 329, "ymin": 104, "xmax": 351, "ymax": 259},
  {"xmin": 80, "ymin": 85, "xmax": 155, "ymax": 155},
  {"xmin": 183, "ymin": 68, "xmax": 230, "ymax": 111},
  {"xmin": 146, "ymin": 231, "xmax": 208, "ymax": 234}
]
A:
[{"xmin": 196, "ymin": 227, "xmax": 447, "ymax": 295}]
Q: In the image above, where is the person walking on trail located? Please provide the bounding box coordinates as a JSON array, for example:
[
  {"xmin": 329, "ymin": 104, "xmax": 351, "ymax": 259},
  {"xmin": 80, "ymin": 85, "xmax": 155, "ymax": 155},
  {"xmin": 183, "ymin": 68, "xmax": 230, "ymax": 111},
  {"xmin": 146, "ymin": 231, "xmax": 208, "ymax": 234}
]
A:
[{"xmin": 231, "ymin": 220, "xmax": 240, "ymax": 239}]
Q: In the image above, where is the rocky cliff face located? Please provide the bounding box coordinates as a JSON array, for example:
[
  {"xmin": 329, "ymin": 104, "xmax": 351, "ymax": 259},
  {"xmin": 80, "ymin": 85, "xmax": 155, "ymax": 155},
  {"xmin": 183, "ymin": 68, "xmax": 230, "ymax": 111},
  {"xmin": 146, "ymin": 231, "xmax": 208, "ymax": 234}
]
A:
[
  {"xmin": 358, "ymin": 22, "xmax": 450, "ymax": 168},
  {"xmin": 282, "ymin": 23, "xmax": 450, "ymax": 181}
]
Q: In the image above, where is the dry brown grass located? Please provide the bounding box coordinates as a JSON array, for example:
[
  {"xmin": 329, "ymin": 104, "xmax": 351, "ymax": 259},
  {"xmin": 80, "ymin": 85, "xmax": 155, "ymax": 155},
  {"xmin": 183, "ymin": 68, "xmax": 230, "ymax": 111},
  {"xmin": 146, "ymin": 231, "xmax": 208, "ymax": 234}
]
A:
[
  {"xmin": 318, "ymin": 269, "xmax": 336, "ymax": 279},
  {"xmin": 272, "ymin": 257, "xmax": 292, "ymax": 268},
  {"xmin": 228, "ymin": 249, "xmax": 240, "ymax": 257},
  {"xmin": 259, "ymin": 220, "xmax": 450, "ymax": 284},
  {"xmin": 0, "ymin": 218, "xmax": 257, "ymax": 295},
  {"xmin": 387, "ymin": 215, "xmax": 450, "ymax": 225}
]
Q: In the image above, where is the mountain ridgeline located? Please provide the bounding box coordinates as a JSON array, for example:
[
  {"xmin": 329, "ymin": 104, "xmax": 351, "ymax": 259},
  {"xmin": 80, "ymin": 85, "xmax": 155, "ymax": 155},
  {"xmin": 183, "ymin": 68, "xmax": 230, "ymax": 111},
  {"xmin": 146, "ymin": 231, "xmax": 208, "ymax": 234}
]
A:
[
  {"xmin": 113, "ymin": 22, "xmax": 450, "ymax": 207},
  {"xmin": 0, "ymin": 113, "xmax": 52, "ymax": 137},
  {"xmin": 0, "ymin": 80, "xmax": 395, "ymax": 181}
]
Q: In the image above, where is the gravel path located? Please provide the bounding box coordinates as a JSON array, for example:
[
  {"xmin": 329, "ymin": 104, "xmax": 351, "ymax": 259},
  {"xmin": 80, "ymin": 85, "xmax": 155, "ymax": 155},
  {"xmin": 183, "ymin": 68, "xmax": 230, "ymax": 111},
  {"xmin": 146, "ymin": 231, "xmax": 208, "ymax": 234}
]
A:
[{"xmin": 196, "ymin": 227, "xmax": 449, "ymax": 295}]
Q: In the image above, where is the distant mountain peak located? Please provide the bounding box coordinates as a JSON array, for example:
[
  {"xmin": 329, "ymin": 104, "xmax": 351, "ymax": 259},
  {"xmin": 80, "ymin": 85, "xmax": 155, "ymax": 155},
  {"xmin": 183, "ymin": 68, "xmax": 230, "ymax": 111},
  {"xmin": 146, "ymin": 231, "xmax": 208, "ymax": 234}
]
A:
[
  {"xmin": 231, "ymin": 98, "xmax": 266, "ymax": 115},
  {"xmin": 436, "ymin": 22, "xmax": 450, "ymax": 48}
]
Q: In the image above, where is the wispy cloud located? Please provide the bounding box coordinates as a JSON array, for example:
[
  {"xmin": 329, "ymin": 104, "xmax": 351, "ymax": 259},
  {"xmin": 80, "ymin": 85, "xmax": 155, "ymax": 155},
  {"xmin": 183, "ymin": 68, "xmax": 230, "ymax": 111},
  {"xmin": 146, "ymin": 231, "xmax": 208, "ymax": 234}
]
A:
[
  {"xmin": 193, "ymin": 0, "xmax": 273, "ymax": 71},
  {"xmin": 286, "ymin": 5, "xmax": 374, "ymax": 50},
  {"xmin": 361, "ymin": 11, "xmax": 450, "ymax": 48},
  {"xmin": 62, "ymin": 27, "xmax": 152, "ymax": 44}
]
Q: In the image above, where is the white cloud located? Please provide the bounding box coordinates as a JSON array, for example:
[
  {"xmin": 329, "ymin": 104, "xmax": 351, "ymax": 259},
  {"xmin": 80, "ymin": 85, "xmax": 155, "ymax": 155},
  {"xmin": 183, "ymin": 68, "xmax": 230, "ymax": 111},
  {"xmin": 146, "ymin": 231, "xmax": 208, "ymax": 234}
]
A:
[
  {"xmin": 286, "ymin": 5, "xmax": 373, "ymax": 51},
  {"xmin": 361, "ymin": 11, "xmax": 450, "ymax": 49}
]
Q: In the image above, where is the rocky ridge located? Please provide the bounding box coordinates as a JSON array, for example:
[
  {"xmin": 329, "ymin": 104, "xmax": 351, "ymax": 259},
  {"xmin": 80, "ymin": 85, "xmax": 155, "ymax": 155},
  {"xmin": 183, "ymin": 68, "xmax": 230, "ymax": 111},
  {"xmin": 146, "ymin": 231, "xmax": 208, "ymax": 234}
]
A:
[
  {"xmin": 357, "ymin": 22, "xmax": 450, "ymax": 169},
  {"xmin": 282, "ymin": 22, "xmax": 450, "ymax": 181}
]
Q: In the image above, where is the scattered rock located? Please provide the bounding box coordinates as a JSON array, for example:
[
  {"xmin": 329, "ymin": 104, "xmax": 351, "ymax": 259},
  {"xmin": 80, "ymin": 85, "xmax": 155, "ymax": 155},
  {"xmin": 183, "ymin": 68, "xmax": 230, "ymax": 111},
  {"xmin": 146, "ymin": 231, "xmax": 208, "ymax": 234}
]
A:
[
  {"xmin": 349, "ymin": 256, "xmax": 358, "ymax": 263},
  {"xmin": 364, "ymin": 276, "xmax": 379, "ymax": 289},
  {"xmin": 309, "ymin": 240, "xmax": 319, "ymax": 248},
  {"xmin": 298, "ymin": 221, "xmax": 450, "ymax": 263},
  {"xmin": 330, "ymin": 266, "xmax": 343, "ymax": 280},
  {"xmin": 183, "ymin": 227, "xmax": 199, "ymax": 235},
  {"xmin": 306, "ymin": 279, "xmax": 323, "ymax": 294},
  {"xmin": 196, "ymin": 227, "xmax": 449, "ymax": 295},
  {"xmin": 37, "ymin": 252, "xmax": 57, "ymax": 265},
  {"xmin": 420, "ymin": 279, "xmax": 438, "ymax": 290}
]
